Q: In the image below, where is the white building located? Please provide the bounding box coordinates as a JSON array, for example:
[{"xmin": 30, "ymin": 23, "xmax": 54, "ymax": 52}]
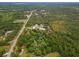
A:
[
  {"xmin": 34, "ymin": 13, "xmax": 39, "ymax": 16},
  {"xmin": 27, "ymin": 24, "xmax": 46, "ymax": 31}
]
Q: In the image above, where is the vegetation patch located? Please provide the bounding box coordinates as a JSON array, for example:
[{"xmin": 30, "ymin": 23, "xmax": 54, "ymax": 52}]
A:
[{"xmin": 51, "ymin": 21, "xmax": 67, "ymax": 32}]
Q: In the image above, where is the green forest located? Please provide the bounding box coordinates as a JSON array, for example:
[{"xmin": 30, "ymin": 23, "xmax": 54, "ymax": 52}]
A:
[{"xmin": 0, "ymin": 5, "xmax": 79, "ymax": 57}]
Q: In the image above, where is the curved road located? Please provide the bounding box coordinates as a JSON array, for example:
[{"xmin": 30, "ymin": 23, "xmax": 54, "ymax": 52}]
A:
[{"xmin": 7, "ymin": 11, "xmax": 33, "ymax": 57}]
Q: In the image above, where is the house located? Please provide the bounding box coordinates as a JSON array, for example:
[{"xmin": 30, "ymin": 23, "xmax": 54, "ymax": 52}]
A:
[
  {"xmin": 42, "ymin": 12, "xmax": 47, "ymax": 15},
  {"xmin": 41, "ymin": 9, "xmax": 46, "ymax": 12},
  {"xmin": 27, "ymin": 24, "xmax": 46, "ymax": 31},
  {"xmin": 34, "ymin": 13, "xmax": 39, "ymax": 16}
]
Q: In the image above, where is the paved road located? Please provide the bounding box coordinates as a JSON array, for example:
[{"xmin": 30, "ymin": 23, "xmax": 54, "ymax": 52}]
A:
[{"xmin": 7, "ymin": 11, "xmax": 33, "ymax": 57}]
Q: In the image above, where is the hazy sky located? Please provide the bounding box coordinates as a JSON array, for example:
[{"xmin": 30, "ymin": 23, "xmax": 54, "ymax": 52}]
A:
[
  {"xmin": 0, "ymin": 2, "xmax": 79, "ymax": 6},
  {"xmin": 0, "ymin": 0, "xmax": 79, "ymax": 2}
]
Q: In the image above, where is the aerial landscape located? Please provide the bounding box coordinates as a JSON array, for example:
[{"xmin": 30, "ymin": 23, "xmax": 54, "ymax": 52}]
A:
[{"xmin": 0, "ymin": 2, "xmax": 79, "ymax": 57}]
